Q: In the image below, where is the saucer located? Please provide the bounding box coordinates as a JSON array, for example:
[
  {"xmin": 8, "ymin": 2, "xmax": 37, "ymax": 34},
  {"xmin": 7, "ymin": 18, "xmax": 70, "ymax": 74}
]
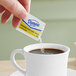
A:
[{"xmin": 10, "ymin": 69, "xmax": 76, "ymax": 76}]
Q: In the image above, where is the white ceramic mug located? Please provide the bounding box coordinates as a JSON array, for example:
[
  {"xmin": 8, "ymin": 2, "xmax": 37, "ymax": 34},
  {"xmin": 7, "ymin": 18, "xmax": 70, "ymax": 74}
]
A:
[{"xmin": 11, "ymin": 43, "xmax": 70, "ymax": 76}]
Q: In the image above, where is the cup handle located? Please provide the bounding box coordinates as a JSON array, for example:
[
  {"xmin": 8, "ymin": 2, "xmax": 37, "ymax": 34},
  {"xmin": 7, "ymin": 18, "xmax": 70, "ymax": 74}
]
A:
[{"xmin": 10, "ymin": 49, "xmax": 26, "ymax": 75}]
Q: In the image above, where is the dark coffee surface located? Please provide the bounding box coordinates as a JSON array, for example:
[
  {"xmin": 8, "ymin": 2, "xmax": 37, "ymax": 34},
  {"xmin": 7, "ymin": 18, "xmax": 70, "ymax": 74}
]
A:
[{"xmin": 29, "ymin": 48, "xmax": 64, "ymax": 54}]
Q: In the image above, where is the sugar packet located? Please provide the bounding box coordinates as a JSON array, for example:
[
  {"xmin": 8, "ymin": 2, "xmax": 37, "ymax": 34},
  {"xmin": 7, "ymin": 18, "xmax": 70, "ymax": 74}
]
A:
[{"xmin": 16, "ymin": 14, "xmax": 46, "ymax": 41}]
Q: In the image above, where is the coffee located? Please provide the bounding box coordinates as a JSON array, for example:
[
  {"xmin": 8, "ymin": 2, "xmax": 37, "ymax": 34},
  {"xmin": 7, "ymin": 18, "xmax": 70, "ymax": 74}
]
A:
[{"xmin": 29, "ymin": 48, "xmax": 64, "ymax": 54}]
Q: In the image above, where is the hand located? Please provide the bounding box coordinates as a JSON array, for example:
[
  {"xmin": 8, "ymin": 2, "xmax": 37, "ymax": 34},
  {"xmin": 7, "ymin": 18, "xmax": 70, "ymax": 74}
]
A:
[{"xmin": 0, "ymin": 0, "xmax": 31, "ymax": 28}]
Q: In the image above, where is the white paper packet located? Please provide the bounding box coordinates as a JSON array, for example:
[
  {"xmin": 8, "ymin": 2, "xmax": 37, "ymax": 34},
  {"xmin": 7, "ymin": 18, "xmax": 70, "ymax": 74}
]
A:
[{"xmin": 16, "ymin": 14, "xmax": 46, "ymax": 41}]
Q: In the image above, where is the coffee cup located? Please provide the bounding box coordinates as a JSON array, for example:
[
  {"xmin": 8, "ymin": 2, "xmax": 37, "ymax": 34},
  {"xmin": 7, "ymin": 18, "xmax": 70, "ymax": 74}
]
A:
[{"xmin": 11, "ymin": 43, "xmax": 70, "ymax": 76}]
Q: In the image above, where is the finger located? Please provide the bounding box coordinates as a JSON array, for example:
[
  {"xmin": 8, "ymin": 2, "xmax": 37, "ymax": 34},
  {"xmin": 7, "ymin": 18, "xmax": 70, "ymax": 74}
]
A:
[
  {"xmin": 19, "ymin": 0, "xmax": 31, "ymax": 13},
  {"xmin": 12, "ymin": 16, "xmax": 21, "ymax": 28},
  {"xmin": 1, "ymin": 10, "xmax": 11, "ymax": 24},
  {"xmin": 0, "ymin": 5, "xmax": 5, "ymax": 13},
  {"xmin": 0, "ymin": 0, "xmax": 27, "ymax": 19}
]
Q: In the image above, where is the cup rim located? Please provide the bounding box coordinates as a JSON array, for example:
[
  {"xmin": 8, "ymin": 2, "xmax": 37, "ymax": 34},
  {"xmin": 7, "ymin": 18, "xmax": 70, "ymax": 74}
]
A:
[{"xmin": 23, "ymin": 43, "xmax": 70, "ymax": 56}]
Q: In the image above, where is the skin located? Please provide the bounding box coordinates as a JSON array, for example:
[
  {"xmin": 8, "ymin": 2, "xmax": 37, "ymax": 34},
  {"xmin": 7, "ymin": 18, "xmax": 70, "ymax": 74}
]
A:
[{"xmin": 0, "ymin": 0, "xmax": 31, "ymax": 28}]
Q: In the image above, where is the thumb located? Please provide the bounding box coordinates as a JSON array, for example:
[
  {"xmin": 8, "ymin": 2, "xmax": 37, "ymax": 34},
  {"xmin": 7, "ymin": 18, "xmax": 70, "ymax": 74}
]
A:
[{"xmin": 0, "ymin": 0, "xmax": 27, "ymax": 19}]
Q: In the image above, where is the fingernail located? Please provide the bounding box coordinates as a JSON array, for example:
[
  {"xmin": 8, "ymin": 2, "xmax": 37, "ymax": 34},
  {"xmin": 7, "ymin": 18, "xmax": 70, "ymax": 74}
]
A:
[{"xmin": 18, "ymin": 10, "xmax": 27, "ymax": 19}]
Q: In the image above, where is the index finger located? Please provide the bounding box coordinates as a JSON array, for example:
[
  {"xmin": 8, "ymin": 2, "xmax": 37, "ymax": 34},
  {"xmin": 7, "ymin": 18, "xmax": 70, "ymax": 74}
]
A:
[
  {"xmin": 0, "ymin": 0, "xmax": 27, "ymax": 19},
  {"xmin": 18, "ymin": 0, "xmax": 31, "ymax": 13}
]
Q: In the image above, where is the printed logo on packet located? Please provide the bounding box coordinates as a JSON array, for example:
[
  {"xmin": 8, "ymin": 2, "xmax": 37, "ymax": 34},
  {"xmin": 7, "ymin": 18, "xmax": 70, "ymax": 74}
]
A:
[
  {"xmin": 28, "ymin": 19, "xmax": 40, "ymax": 27},
  {"xmin": 16, "ymin": 14, "xmax": 46, "ymax": 41}
]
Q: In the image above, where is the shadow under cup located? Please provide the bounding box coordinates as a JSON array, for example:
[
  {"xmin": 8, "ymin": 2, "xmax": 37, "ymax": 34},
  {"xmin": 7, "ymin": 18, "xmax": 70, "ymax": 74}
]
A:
[{"xmin": 11, "ymin": 43, "xmax": 70, "ymax": 76}]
